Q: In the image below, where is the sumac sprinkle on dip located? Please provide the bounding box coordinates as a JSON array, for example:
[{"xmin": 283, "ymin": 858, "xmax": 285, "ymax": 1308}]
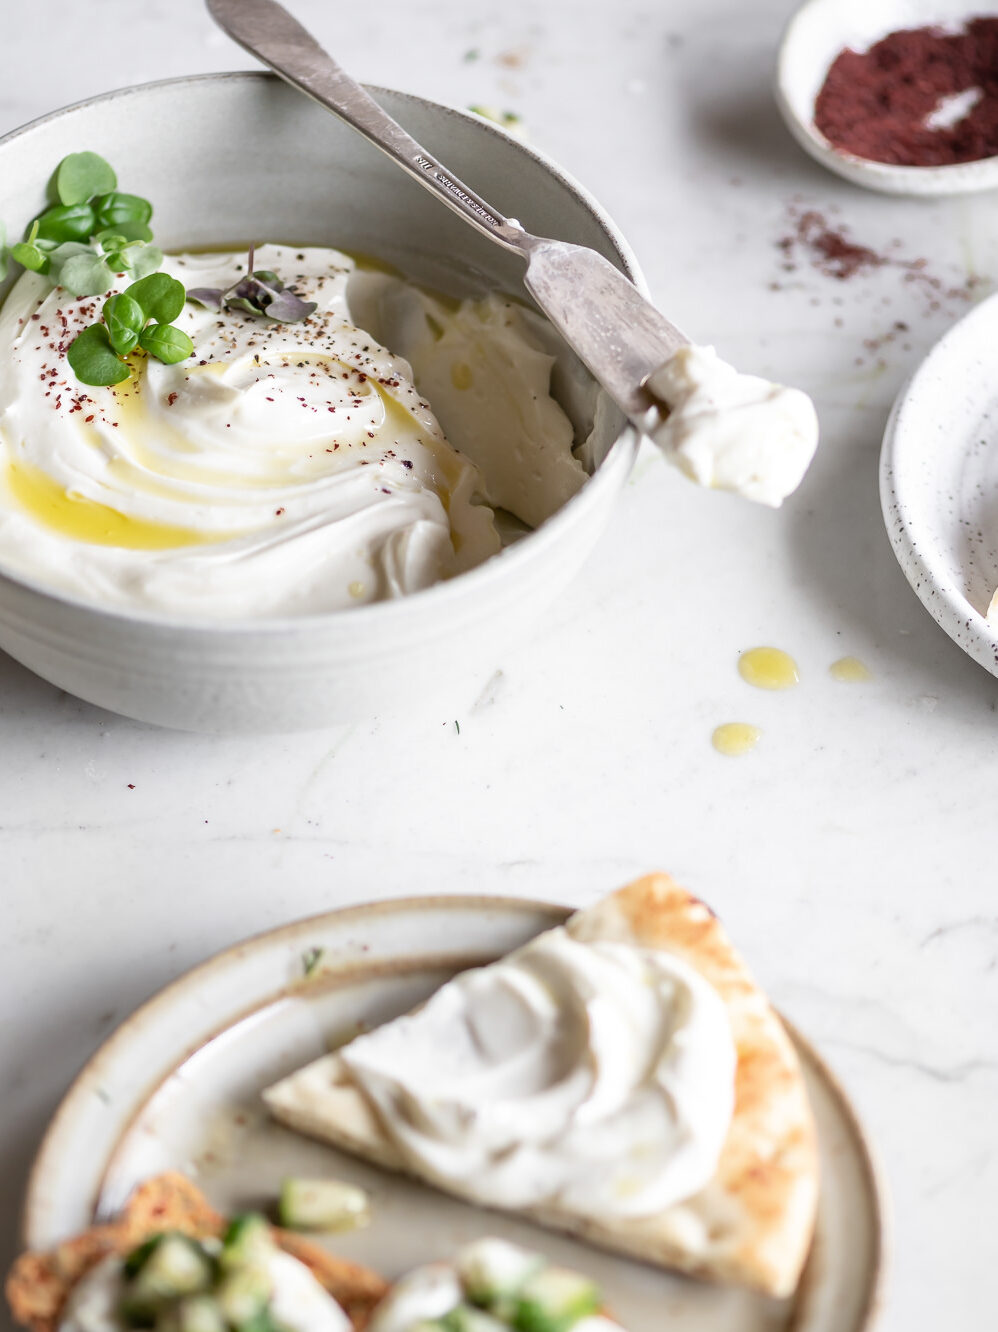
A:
[{"xmin": 814, "ymin": 18, "xmax": 998, "ymax": 166}]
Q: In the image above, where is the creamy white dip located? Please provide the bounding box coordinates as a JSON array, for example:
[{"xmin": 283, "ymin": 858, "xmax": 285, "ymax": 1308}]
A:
[
  {"xmin": 339, "ymin": 927, "xmax": 736, "ymax": 1218},
  {"xmin": 58, "ymin": 1250, "xmax": 351, "ymax": 1332},
  {"xmin": 0, "ymin": 245, "xmax": 586, "ymax": 617},
  {"xmin": 648, "ymin": 344, "xmax": 818, "ymax": 506}
]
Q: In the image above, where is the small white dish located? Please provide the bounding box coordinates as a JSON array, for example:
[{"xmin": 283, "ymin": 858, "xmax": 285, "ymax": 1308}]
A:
[
  {"xmin": 0, "ymin": 74, "xmax": 641, "ymax": 732},
  {"xmin": 776, "ymin": 0, "xmax": 998, "ymax": 195},
  {"xmin": 881, "ymin": 290, "xmax": 998, "ymax": 674},
  {"xmin": 23, "ymin": 894, "xmax": 888, "ymax": 1332}
]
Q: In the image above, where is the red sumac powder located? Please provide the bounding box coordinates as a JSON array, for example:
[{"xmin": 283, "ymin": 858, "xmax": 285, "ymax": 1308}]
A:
[{"xmin": 814, "ymin": 18, "xmax": 998, "ymax": 166}]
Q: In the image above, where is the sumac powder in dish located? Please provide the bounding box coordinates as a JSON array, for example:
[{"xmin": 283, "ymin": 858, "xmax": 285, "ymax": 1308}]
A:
[{"xmin": 814, "ymin": 18, "xmax": 998, "ymax": 166}]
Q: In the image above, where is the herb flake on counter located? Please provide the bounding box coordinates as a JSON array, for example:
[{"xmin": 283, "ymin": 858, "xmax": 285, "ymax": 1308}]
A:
[{"xmin": 302, "ymin": 947, "xmax": 325, "ymax": 977}]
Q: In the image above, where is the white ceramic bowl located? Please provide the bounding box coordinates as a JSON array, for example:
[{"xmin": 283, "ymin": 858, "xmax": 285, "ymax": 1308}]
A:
[
  {"xmin": 0, "ymin": 73, "xmax": 641, "ymax": 732},
  {"xmin": 881, "ymin": 290, "xmax": 998, "ymax": 676},
  {"xmin": 776, "ymin": 0, "xmax": 998, "ymax": 196}
]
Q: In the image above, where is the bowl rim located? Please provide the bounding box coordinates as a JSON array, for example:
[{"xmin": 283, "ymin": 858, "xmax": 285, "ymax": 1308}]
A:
[
  {"xmin": 775, "ymin": 0, "xmax": 998, "ymax": 192},
  {"xmin": 0, "ymin": 70, "xmax": 644, "ymax": 636},
  {"xmin": 878, "ymin": 288, "xmax": 998, "ymax": 677}
]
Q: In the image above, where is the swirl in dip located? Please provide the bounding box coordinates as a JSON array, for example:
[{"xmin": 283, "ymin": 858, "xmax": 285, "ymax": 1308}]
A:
[{"xmin": 0, "ymin": 245, "xmax": 588, "ymax": 617}]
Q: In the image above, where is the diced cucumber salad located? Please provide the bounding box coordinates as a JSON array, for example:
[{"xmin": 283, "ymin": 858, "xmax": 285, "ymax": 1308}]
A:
[
  {"xmin": 116, "ymin": 1204, "xmax": 607, "ymax": 1332},
  {"xmin": 118, "ymin": 1215, "xmax": 279, "ymax": 1331},
  {"xmin": 376, "ymin": 1239, "xmax": 605, "ymax": 1332}
]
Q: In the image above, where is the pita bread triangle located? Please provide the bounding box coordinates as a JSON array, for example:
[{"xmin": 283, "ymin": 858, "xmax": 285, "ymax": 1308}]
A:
[{"xmin": 264, "ymin": 874, "xmax": 819, "ymax": 1298}]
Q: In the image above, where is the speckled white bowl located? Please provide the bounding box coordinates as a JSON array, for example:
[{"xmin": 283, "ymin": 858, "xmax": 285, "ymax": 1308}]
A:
[
  {"xmin": 776, "ymin": 0, "xmax": 998, "ymax": 196},
  {"xmin": 0, "ymin": 73, "xmax": 641, "ymax": 732},
  {"xmin": 881, "ymin": 290, "xmax": 998, "ymax": 674}
]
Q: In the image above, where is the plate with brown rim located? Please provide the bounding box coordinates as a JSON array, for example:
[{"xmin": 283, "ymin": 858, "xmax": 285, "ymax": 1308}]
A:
[{"xmin": 23, "ymin": 895, "xmax": 888, "ymax": 1332}]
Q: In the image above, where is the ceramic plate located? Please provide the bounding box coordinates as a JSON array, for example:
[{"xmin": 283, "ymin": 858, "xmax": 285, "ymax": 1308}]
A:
[
  {"xmin": 881, "ymin": 291, "xmax": 998, "ymax": 675},
  {"xmin": 24, "ymin": 896, "xmax": 887, "ymax": 1332}
]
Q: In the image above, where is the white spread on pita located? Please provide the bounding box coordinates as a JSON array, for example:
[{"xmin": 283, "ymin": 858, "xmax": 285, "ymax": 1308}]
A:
[{"xmin": 337, "ymin": 926, "xmax": 736, "ymax": 1217}]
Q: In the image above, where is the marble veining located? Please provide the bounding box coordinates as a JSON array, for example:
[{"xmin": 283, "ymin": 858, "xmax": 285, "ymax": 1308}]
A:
[{"xmin": 1, "ymin": 3, "xmax": 998, "ymax": 1332}]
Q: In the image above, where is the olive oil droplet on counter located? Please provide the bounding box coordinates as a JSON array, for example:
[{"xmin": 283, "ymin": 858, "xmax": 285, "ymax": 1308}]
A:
[
  {"xmin": 829, "ymin": 655, "xmax": 872, "ymax": 682},
  {"xmin": 711, "ymin": 723, "xmax": 762, "ymax": 757},
  {"xmin": 738, "ymin": 646, "xmax": 800, "ymax": 691}
]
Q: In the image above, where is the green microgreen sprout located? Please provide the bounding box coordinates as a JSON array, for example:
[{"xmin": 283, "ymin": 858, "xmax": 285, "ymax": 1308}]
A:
[
  {"xmin": 92, "ymin": 191, "xmax": 153, "ymax": 234},
  {"xmin": 35, "ymin": 202, "xmax": 97, "ymax": 244},
  {"xmin": 69, "ymin": 272, "xmax": 192, "ymax": 386},
  {"xmin": 4, "ymin": 154, "xmax": 162, "ymax": 304},
  {"xmin": 66, "ymin": 324, "xmax": 132, "ymax": 387},
  {"xmin": 53, "ymin": 151, "xmax": 117, "ymax": 206},
  {"xmin": 10, "ymin": 219, "xmax": 52, "ymax": 274},
  {"xmin": 5, "ymin": 154, "xmax": 315, "ymax": 391},
  {"xmin": 137, "ymin": 322, "xmax": 194, "ymax": 365}
]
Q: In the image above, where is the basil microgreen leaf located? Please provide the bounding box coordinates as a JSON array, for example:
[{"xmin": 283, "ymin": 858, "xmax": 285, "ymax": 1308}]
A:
[
  {"xmin": 54, "ymin": 152, "xmax": 117, "ymax": 206},
  {"xmin": 105, "ymin": 248, "xmax": 139, "ymax": 273},
  {"xmin": 57, "ymin": 252, "xmax": 115, "ymax": 297},
  {"xmin": 98, "ymin": 219, "xmax": 153, "ymax": 244},
  {"xmin": 138, "ymin": 322, "xmax": 194, "ymax": 365},
  {"xmin": 92, "ymin": 192, "xmax": 153, "ymax": 232},
  {"xmin": 46, "ymin": 241, "xmax": 94, "ymax": 264},
  {"xmin": 103, "ymin": 292, "xmax": 145, "ymax": 355},
  {"xmin": 251, "ymin": 270, "xmax": 282, "ymax": 288},
  {"xmin": 10, "ymin": 242, "xmax": 49, "ymax": 273},
  {"xmin": 67, "ymin": 323, "xmax": 131, "ymax": 386},
  {"xmin": 126, "ymin": 244, "xmax": 163, "ymax": 281},
  {"xmin": 34, "ymin": 203, "xmax": 96, "ymax": 244},
  {"xmin": 127, "ymin": 272, "xmax": 186, "ymax": 323}
]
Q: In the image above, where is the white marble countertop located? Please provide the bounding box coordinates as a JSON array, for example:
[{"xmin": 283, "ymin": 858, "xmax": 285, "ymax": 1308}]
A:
[{"xmin": 1, "ymin": 2, "xmax": 995, "ymax": 1329}]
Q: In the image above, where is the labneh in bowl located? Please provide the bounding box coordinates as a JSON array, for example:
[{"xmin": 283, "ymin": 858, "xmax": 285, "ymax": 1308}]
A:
[{"xmin": 0, "ymin": 73, "xmax": 641, "ymax": 732}]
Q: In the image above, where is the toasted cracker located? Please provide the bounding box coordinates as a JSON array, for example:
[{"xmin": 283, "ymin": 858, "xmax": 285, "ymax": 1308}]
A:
[{"xmin": 5, "ymin": 1172, "xmax": 386, "ymax": 1332}]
